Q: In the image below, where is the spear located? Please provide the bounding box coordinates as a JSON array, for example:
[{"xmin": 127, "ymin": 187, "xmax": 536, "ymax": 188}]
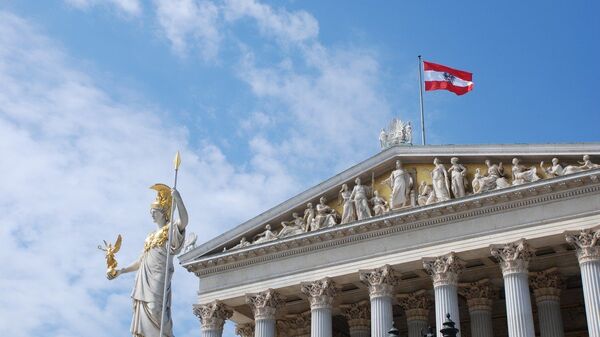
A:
[{"xmin": 159, "ymin": 151, "xmax": 181, "ymax": 337}]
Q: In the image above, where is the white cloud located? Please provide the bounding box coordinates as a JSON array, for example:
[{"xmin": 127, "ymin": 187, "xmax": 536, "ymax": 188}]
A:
[
  {"xmin": 0, "ymin": 11, "xmax": 295, "ymax": 337},
  {"xmin": 65, "ymin": 0, "xmax": 142, "ymax": 16},
  {"xmin": 154, "ymin": 0, "xmax": 221, "ymax": 60}
]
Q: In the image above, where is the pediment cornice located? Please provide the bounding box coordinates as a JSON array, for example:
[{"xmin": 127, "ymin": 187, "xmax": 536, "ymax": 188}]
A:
[{"xmin": 181, "ymin": 169, "xmax": 600, "ymax": 276}]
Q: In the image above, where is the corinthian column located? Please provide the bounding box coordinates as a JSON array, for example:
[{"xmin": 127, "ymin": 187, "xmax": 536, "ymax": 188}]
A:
[
  {"xmin": 397, "ymin": 290, "xmax": 431, "ymax": 337},
  {"xmin": 246, "ymin": 289, "xmax": 286, "ymax": 337},
  {"xmin": 530, "ymin": 268, "xmax": 564, "ymax": 337},
  {"xmin": 458, "ymin": 279, "xmax": 495, "ymax": 337},
  {"xmin": 423, "ymin": 252, "xmax": 464, "ymax": 337},
  {"xmin": 360, "ymin": 264, "xmax": 399, "ymax": 337},
  {"xmin": 236, "ymin": 324, "xmax": 255, "ymax": 337},
  {"xmin": 491, "ymin": 239, "xmax": 535, "ymax": 337},
  {"xmin": 565, "ymin": 227, "xmax": 600, "ymax": 337},
  {"xmin": 301, "ymin": 278, "xmax": 338, "ymax": 337},
  {"xmin": 193, "ymin": 300, "xmax": 233, "ymax": 337},
  {"xmin": 340, "ymin": 301, "xmax": 370, "ymax": 337}
]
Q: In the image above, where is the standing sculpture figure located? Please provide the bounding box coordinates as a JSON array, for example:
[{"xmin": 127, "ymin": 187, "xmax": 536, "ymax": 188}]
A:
[
  {"xmin": 312, "ymin": 197, "xmax": 338, "ymax": 231},
  {"xmin": 303, "ymin": 203, "xmax": 315, "ymax": 232},
  {"xmin": 108, "ymin": 184, "xmax": 188, "ymax": 337},
  {"xmin": 431, "ymin": 158, "xmax": 451, "ymax": 202},
  {"xmin": 540, "ymin": 158, "xmax": 564, "ymax": 178},
  {"xmin": 379, "ymin": 129, "xmax": 388, "ymax": 148},
  {"xmin": 448, "ymin": 157, "xmax": 468, "ymax": 198},
  {"xmin": 370, "ymin": 190, "xmax": 389, "ymax": 216},
  {"xmin": 383, "ymin": 160, "xmax": 413, "ymax": 209},
  {"xmin": 511, "ymin": 158, "xmax": 540, "ymax": 185},
  {"xmin": 338, "ymin": 183, "xmax": 356, "ymax": 224},
  {"xmin": 350, "ymin": 177, "xmax": 372, "ymax": 220}
]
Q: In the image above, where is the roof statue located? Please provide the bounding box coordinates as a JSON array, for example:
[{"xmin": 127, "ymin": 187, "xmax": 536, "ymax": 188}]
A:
[{"xmin": 379, "ymin": 118, "xmax": 413, "ymax": 149}]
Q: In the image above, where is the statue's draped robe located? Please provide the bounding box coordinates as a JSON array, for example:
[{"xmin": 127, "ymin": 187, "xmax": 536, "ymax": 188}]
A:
[
  {"xmin": 390, "ymin": 169, "xmax": 410, "ymax": 209},
  {"xmin": 131, "ymin": 225, "xmax": 185, "ymax": 337}
]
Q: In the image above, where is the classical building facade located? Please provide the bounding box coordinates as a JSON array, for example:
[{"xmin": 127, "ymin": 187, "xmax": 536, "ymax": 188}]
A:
[{"xmin": 179, "ymin": 127, "xmax": 600, "ymax": 337}]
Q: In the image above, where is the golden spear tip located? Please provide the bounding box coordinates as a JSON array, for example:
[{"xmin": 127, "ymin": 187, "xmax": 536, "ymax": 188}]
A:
[{"xmin": 174, "ymin": 151, "xmax": 181, "ymax": 170}]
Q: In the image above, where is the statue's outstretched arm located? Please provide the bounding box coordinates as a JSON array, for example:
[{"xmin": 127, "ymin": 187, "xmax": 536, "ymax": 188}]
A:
[{"xmin": 173, "ymin": 189, "xmax": 189, "ymax": 231}]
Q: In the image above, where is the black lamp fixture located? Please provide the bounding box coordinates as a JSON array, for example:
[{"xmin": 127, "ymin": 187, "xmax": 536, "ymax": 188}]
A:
[
  {"xmin": 388, "ymin": 323, "xmax": 400, "ymax": 337},
  {"xmin": 421, "ymin": 326, "xmax": 435, "ymax": 337},
  {"xmin": 440, "ymin": 313, "xmax": 459, "ymax": 337}
]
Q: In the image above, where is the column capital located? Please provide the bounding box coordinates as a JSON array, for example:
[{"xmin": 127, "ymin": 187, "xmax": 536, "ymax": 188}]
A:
[
  {"xmin": 530, "ymin": 267, "xmax": 563, "ymax": 302},
  {"xmin": 235, "ymin": 323, "xmax": 255, "ymax": 337},
  {"xmin": 397, "ymin": 289, "xmax": 431, "ymax": 321},
  {"xmin": 340, "ymin": 301, "xmax": 370, "ymax": 329},
  {"xmin": 300, "ymin": 277, "xmax": 338, "ymax": 309},
  {"xmin": 245, "ymin": 289, "xmax": 286, "ymax": 320},
  {"xmin": 359, "ymin": 264, "xmax": 399, "ymax": 298},
  {"xmin": 565, "ymin": 227, "xmax": 600, "ymax": 264},
  {"xmin": 490, "ymin": 238, "xmax": 535, "ymax": 275},
  {"xmin": 192, "ymin": 300, "xmax": 233, "ymax": 331},
  {"xmin": 284, "ymin": 311, "xmax": 311, "ymax": 337},
  {"xmin": 458, "ymin": 279, "xmax": 496, "ymax": 312},
  {"xmin": 422, "ymin": 252, "xmax": 464, "ymax": 286}
]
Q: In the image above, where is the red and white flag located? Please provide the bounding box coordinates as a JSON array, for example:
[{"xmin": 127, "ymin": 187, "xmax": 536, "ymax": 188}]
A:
[{"xmin": 423, "ymin": 61, "xmax": 473, "ymax": 96}]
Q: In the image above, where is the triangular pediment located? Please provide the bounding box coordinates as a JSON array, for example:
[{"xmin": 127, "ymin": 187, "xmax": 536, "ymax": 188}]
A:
[{"xmin": 179, "ymin": 142, "xmax": 600, "ymax": 264}]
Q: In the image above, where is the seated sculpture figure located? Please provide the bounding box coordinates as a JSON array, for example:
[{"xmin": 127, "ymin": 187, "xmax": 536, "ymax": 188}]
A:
[
  {"xmin": 417, "ymin": 181, "xmax": 436, "ymax": 206},
  {"xmin": 540, "ymin": 158, "xmax": 564, "ymax": 178},
  {"xmin": 252, "ymin": 224, "xmax": 278, "ymax": 244},
  {"xmin": 311, "ymin": 196, "xmax": 338, "ymax": 231},
  {"xmin": 370, "ymin": 190, "xmax": 389, "ymax": 216},
  {"xmin": 278, "ymin": 213, "xmax": 306, "ymax": 239},
  {"xmin": 473, "ymin": 160, "xmax": 510, "ymax": 193},
  {"xmin": 563, "ymin": 155, "xmax": 600, "ymax": 175},
  {"xmin": 231, "ymin": 237, "xmax": 250, "ymax": 250},
  {"xmin": 511, "ymin": 158, "xmax": 540, "ymax": 185}
]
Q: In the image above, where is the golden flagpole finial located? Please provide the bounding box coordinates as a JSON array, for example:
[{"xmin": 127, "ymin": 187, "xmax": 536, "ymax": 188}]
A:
[{"xmin": 174, "ymin": 151, "xmax": 181, "ymax": 170}]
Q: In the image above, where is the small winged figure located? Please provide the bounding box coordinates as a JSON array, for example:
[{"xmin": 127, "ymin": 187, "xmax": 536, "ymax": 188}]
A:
[{"xmin": 98, "ymin": 234, "xmax": 122, "ymax": 279}]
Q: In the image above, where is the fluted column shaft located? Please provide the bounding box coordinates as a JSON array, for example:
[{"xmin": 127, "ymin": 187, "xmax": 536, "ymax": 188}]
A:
[
  {"xmin": 459, "ymin": 279, "xmax": 495, "ymax": 337},
  {"xmin": 566, "ymin": 228, "xmax": 600, "ymax": 337},
  {"xmin": 536, "ymin": 299, "xmax": 563, "ymax": 337},
  {"xmin": 341, "ymin": 302, "xmax": 371, "ymax": 337},
  {"xmin": 469, "ymin": 308, "xmax": 493, "ymax": 337},
  {"xmin": 491, "ymin": 239, "xmax": 535, "ymax": 337},
  {"xmin": 580, "ymin": 260, "xmax": 600, "ymax": 337},
  {"xmin": 531, "ymin": 268, "xmax": 564, "ymax": 337},
  {"xmin": 301, "ymin": 278, "xmax": 337, "ymax": 337},
  {"xmin": 407, "ymin": 317, "xmax": 428, "ymax": 337},
  {"xmin": 360, "ymin": 265, "xmax": 399, "ymax": 337},
  {"xmin": 423, "ymin": 253, "xmax": 464, "ymax": 337},
  {"xmin": 398, "ymin": 290, "xmax": 431, "ymax": 337},
  {"xmin": 255, "ymin": 319, "xmax": 276, "ymax": 337},
  {"xmin": 311, "ymin": 307, "xmax": 332, "ymax": 337}
]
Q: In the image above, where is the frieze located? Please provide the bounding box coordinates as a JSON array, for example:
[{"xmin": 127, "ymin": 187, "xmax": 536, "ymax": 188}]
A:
[{"xmin": 182, "ymin": 170, "xmax": 600, "ymax": 276}]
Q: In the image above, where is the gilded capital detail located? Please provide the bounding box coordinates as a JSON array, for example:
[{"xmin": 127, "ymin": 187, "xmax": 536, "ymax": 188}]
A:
[
  {"xmin": 397, "ymin": 290, "xmax": 431, "ymax": 321},
  {"xmin": 530, "ymin": 268, "xmax": 563, "ymax": 302},
  {"xmin": 422, "ymin": 252, "xmax": 464, "ymax": 286},
  {"xmin": 458, "ymin": 279, "xmax": 496, "ymax": 311},
  {"xmin": 565, "ymin": 227, "xmax": 600, "ymax": 264},
  {"xmin": 192, "ymin": 300, "xmax": 233, "ymax": 331},
  {"xmin": 340, "ymin": 301, "xmax": 370, "ymax": 328},
  {"xmin": 300, "ymin": 277, "xmax": 338, "ymax": 309},
  {"xmin": 490, "ymin": 239, "xmax": 535, "ymax": 275},
  {"xmin": 359, "ymin": 264, "xmax": 399, "ymax": 298},
  {"xmin": 235, "ymin": 323, "xmax": 255, "ymax": 337},
  {"xmin": 245, "ymin": 289, "xmax": 286, "ymax": 320}
]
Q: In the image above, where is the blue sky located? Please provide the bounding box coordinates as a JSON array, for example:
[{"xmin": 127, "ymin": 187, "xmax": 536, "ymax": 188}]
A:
[{"xmin": 0, "ymin": 1, "xmax": 598, "ymax": 337}]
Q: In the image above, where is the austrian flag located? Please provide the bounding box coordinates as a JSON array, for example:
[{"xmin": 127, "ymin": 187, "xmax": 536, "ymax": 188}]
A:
[{"xmin": 423, "ymin": 61, "xmax": 474, "ymax": 95}]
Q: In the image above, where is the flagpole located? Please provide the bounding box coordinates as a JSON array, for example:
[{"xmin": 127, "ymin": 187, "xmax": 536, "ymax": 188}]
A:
[{"xmin": 418, "ymin": 55, "xmax": 426, "ymax": 145}]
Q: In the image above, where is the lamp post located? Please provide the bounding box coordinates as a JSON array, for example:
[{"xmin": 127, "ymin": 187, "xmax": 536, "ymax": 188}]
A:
[
  {"xmin": 440, "ymin": 313, "xmax": 459, "ymax": 337},
  {"xmin": 388, "ymin": 323, "xmax": 400, "ymax": 337}
]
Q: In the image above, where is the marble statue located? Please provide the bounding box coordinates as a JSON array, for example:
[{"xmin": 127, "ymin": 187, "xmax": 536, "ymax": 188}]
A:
[
  {"xmin": 350, "ymin": 177, "xmax": 372, "ymax": 220},
  {"xmin": 182, "ymin": 232, "xmax": 197, "ymax": 254},
  {"xmin": 563, "ymin": 155, "xmax": 600, "ymax": 175},
  {"xmin": 473, "ymin": 160, "xmax": 510, "ymax": 193},
  {"xmin": 540, "ymin": 158, "xmax": 564, "ymax": 178},
  {"xmin": 279, "ymin": 213, "xmax": 306, "ymax": 238},
  {"xmin": 471, "ymin": 168, "xmax": 484, "ymax": 194},
  {"xmin": 379, "ymin": 118, "xmax": 413, "ymax": 148},
  {"xmin": 232, "ymin": 237, "xmax": 250, "ymax": 250},
  {"xmin": 370, "ymin": 190, "xmax": 389, "ymax": 216},
  {"xmin": 108, "ymin": 184, "xmax": 188, "ymax": 337},
  {"xmin": 311, "ymin": 197, "xmax": 338, "ymax": 231},
  {"xmin": 448, "ymin": 157, "xmax": 468, "ymax": 198},
  {"xmin": 417, "ymin": 181, "xmax": 435, "ymax": 206},
  {"xmin": 431, "ymin": 158, "xmax": 451, "ymax": 202},
  {"xmin": 253, "ymin": 224, "xmax": 278, "ymax": 244},
  {"xmin": 383, "ymin": 160, "xmax": 413, "ymax": 209},
  {"xmin": 303, "ymin": 203, "xmax": 315, "ymax": 232},
  {"xmin": 511, "ymin": 158, "xmax": 540, "ymax": 185},
  {"xmin": 339, "ymin": 183, "xmax": 356, "ymax": 224}
]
